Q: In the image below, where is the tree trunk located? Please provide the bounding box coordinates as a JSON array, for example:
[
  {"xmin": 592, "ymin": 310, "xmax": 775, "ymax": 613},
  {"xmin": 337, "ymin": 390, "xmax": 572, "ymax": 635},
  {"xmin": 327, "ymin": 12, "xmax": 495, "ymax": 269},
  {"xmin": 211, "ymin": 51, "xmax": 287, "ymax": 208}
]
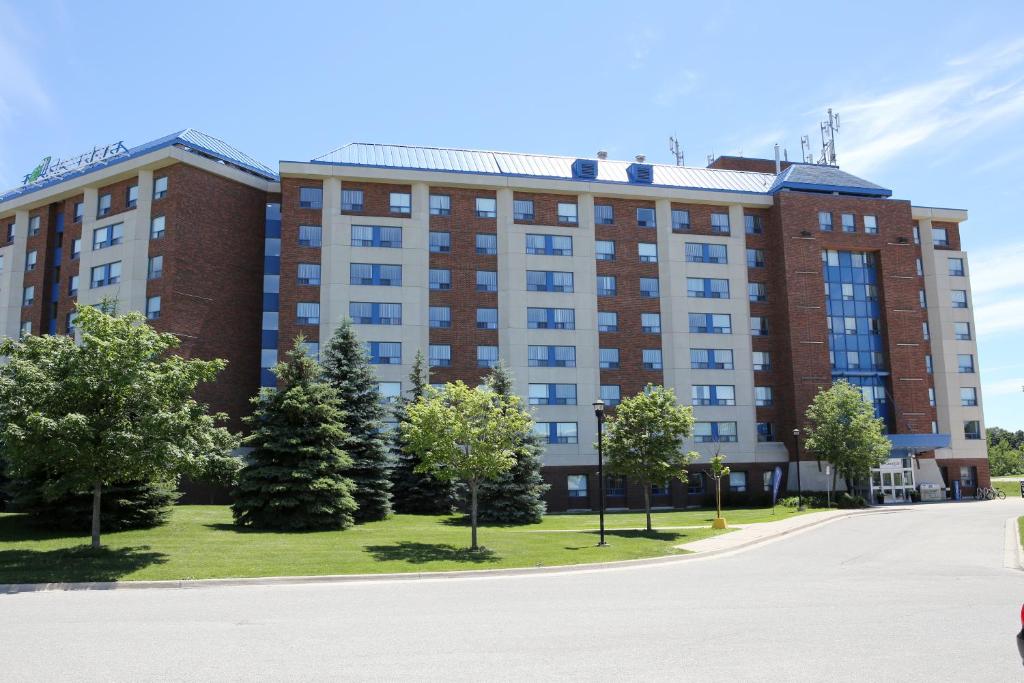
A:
[
  {"xmin": 643, "ymin": 483, "xmax": 651, "ymax": 532},
  {"xmin": 832, "ymin": 467, "xmax": 839, "ymax": 496},
  {"xmin": 91, "ymin": 482, "xmax": 102, "ymax": 549},
  {"xmin": 715, "ymin": 477, "xmax": 722, "ymax": 519},
  {"xmin": 469, "ymin": 480, "xmax": 479, "ymax": 551}
]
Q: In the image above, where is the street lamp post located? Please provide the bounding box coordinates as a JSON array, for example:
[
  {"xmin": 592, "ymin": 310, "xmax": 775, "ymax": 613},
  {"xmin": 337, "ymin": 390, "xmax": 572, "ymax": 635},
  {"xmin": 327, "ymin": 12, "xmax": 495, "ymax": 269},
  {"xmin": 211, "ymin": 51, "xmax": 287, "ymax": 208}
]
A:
[
  {"xmin": 593, "ymin": 400, "xmax": 607, "ymax": 547},
  {"xmin": 792, "ymin": 428, "xmax": 805, "ymax": 511}
]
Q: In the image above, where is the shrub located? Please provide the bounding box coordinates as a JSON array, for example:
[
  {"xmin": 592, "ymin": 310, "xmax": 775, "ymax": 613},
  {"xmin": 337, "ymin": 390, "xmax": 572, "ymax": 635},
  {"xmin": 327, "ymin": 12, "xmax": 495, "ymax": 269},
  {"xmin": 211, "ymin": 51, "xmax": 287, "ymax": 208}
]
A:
[
  {"xmin": 778, "ymin": 493, "xmax": 829, "ymax": 508},
  {"xmin": 836, "ymin": 492, "xmax": 866, "ymax": 509}
]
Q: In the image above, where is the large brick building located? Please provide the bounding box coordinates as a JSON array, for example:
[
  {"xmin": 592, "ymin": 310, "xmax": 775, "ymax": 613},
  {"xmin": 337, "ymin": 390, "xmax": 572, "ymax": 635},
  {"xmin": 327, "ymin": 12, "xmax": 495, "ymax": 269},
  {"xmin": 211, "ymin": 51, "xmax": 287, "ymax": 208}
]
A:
[{"xmin": 0, "ymin": 132, "xmax": 988, "ymax": 510}]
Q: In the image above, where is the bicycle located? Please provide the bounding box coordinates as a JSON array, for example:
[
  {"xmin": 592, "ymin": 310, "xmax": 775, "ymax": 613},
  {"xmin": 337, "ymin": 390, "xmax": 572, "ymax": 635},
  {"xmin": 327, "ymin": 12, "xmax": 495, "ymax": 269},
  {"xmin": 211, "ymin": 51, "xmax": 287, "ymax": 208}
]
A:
[{"xmin": 974, "ymin": 487, "xmax": 1006, "ymax": 501}]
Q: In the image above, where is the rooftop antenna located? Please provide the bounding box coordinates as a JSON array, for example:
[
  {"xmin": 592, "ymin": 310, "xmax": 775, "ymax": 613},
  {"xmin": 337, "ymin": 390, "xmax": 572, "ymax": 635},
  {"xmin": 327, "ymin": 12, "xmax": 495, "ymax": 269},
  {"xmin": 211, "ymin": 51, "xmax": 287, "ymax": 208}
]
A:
[
  {"xmin": 800, "ymin": 135, "xmax": 814, "ymax": 164},
  {"xmin": 668, "ymin": 135, "xmax": 685, "ymax": 166},
  {"xmin": 706, "ymin": 152, "xmax": 715, "ymax": 166},
  {"xmin": 817, "ymin": 108, "xmax": 840, "ymax": 166}
]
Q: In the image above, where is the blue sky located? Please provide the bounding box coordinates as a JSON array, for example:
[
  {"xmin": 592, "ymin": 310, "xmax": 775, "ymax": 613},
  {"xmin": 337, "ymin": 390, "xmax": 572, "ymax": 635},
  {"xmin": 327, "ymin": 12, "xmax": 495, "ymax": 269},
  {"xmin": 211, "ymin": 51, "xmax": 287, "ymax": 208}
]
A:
[{"xmin": 2, "ymin": 0, "xmax": 1022, "ymax": 428}]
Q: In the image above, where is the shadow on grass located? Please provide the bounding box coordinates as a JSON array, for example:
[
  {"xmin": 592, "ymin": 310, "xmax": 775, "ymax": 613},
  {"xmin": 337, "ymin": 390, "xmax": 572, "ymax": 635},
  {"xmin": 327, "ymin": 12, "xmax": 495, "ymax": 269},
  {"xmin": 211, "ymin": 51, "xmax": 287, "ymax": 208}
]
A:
[
  {"xmin": 440, "ymin": 516, "xmax": 544, "ymax": 529},
  {"xmin": 0, "ymin": 545, "xmax": 167, "ymax": 586},
  {"xmin": 559, "ymin": 529, "xmax": 687, "ymax": 551},
  {"xmin": 364, "ymin": 541, "xmax": 499, "ymax": 565}
]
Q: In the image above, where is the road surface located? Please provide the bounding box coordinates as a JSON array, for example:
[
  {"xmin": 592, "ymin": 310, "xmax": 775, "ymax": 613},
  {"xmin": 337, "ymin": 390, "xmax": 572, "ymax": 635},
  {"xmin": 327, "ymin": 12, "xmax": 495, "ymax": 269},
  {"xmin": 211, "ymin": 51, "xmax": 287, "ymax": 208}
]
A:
[{"xmin": 3, "ymin": 499, "xmax": 1022, "ymax": 681}]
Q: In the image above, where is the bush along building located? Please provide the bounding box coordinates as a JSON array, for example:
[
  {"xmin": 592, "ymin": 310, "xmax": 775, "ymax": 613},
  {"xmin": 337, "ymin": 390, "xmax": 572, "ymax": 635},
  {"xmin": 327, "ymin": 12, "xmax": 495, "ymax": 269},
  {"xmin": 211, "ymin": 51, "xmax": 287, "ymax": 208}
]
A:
[{"xmin": 0, "ymin": 132, "xmax": 988, "ymax": 512}]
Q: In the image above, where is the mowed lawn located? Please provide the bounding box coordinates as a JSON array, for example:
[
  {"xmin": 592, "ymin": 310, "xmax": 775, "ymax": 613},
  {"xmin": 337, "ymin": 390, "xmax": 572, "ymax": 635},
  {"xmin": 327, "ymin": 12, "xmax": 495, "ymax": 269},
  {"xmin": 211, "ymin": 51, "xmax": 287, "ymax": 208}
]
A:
[{"xmin": 0, "ymin": 505, "xmax": 817, "ymax": 584}]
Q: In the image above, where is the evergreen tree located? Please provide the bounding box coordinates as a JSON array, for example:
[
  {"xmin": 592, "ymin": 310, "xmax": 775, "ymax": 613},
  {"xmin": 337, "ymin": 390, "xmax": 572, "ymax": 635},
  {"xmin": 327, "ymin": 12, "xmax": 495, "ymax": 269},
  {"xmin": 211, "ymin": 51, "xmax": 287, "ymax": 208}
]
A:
[
  {"xmin": 321, "ymin": 318, "xmax": 392, "ymax": 522},
  {"xmin": 476, "ymin": 361, "xmax": 549, "ymax": 524},
  {"xmin": 233, "ymin": 340, "xmax": 357, "ymax": 530},
  {"xmin": 390, "ymin": 352, "xmax": 463, "ymax": 514}
]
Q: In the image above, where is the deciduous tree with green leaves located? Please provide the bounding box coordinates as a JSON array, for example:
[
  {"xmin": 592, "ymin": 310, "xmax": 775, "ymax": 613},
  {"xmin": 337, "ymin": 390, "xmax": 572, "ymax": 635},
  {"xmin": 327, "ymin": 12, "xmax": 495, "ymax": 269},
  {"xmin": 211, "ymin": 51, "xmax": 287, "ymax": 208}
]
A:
[
  {"xmin": 803, "ymin": 379, "xmax": 891, "ymax": 491},
  {"xmin": 401, "ymin": 381, "xmax": 531, "ymax": 550},
  {"xmin": 603, "ymin": 385, "xmax": 698, "ymax": 532},
  {"xmin": 706, "ymin": 453, "xmax": 730, "ymax": 522},
  {"xmin": 0, "ymin": 304, "xmax": 237, "ymax": 548}
]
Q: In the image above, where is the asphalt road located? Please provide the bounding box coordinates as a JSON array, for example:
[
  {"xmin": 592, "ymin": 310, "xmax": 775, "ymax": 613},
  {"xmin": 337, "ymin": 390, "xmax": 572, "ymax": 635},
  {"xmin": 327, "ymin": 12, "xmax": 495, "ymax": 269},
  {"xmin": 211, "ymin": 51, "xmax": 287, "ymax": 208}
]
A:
[{"xmin": 3, "ymin": 500, "xmax": 1023, "ymax": 681}]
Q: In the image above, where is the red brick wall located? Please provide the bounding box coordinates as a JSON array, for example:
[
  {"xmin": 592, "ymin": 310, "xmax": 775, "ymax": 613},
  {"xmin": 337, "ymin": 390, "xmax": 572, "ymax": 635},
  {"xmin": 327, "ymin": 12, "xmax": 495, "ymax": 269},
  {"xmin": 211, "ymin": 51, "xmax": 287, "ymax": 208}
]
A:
[
  {"xmin": 277, "ymin": 178, "xmax": 323, "ymax": 357},
  {"xmin": 19, "ymin": 205, "xmax": 53, "ymax": 334},
  {"xmin": 339, "ymin": 181, "xmax": 412, "ymax": 218},
  {"xmin": 512, "ymin": 191, "xmax": 577, "ymax": 227},
  {"xmin": 95, "ymin": 177, "xmax": 140, "ymax": 220},
  {"xmin": 55, "ymin": 194, "xmax": 83, "ymax": 334},
  {"xmin": 669, "ymin": 201, "xmax": 732, "ymax": 237},
  {"xmin": 930, "ymin": 220, "xmax": 961, "ymax": 251},
  {"xmin": 707, "ymin": 156, "xmax": 793, "ymax": 174}
]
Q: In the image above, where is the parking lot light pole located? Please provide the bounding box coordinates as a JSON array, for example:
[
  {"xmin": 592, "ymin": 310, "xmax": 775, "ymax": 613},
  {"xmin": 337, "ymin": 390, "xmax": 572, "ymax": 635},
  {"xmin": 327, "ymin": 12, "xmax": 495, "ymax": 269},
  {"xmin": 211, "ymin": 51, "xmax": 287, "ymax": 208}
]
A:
[
  {"xmin": 793, "ymin": 428, "xmax": 805, "ymax": 511},
  {"xmin": 593, "ymin": 400, "xmax": 607, "ymax": 547}
]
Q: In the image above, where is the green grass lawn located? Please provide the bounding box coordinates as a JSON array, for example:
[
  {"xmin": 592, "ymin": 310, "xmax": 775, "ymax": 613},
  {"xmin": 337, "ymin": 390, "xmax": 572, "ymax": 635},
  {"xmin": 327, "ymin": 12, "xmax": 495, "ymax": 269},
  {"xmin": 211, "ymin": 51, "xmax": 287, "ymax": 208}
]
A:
[
  {"xmin": 0, "ymin": 504, "xmax": 818, "ymax": 584},
  {"xmin": 994, "ymin": 479, "xmax": 1024, "ymax": 498},
  {"xmin": 1019, "ymin": 517, "xmax": 1024, "ymax": 548}
]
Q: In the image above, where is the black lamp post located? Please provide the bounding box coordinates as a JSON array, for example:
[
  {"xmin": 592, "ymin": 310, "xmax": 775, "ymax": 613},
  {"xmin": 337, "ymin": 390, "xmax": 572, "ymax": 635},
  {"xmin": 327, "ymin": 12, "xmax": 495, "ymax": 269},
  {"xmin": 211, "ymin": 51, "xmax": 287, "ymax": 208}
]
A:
[
  {"xmin": 593, "ymin": 399, "xmax": 607, "ymax": 546},
  {"xmin": 792, "ymin": 427, "xmax": 805, "ymax": 511}
]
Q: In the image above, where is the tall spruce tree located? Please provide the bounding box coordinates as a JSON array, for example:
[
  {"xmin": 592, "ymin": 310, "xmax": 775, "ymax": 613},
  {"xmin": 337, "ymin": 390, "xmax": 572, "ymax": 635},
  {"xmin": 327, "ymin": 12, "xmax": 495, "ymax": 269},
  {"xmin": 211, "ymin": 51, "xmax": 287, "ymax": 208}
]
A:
[
  {"xmin": 232, "ymin": 340, "xmax": 357, "ymax": 530},
  {"xmin": 390, "ymin": 352, "xmax": 463, "ymax": 514},
  {"xmin": 476, "ymin": 361, "xmax": 549, "ymax": 524},
  {"xmin": 321, "ymin": 318, "xmax": 392, "ymax": 522}
]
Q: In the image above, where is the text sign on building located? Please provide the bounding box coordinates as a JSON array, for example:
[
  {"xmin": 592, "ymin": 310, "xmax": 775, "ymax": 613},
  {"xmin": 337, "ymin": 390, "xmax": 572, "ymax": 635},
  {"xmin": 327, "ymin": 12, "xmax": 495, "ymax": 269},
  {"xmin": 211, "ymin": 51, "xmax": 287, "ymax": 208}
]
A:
[{"xmin": 23, "ymin": 141, "xmax": 129, "ymax": 186}]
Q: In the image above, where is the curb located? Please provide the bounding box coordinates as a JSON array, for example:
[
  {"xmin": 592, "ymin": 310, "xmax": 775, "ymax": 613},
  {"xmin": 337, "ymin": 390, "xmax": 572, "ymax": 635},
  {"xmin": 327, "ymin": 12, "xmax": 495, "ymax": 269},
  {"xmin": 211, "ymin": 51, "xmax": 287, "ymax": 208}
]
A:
[{"xmin": 0, "ymin": 508, "xmax": 877, "ymax": 594}]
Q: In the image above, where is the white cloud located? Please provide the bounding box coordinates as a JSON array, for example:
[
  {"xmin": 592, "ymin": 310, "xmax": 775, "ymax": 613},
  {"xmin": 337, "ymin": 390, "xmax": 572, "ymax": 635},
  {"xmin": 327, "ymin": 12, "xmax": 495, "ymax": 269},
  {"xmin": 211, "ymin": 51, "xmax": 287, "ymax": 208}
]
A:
[
  {"xmin": 973, "ymin": 296, "xmax": 1024, "ymax": 337},
  {"xmin": 968, "ymin": 242, "xmax": 1024, "ymax": 295},
  {"xmin": 981, "ymin": 377, "xmax": 1024, "ymax": 397}
]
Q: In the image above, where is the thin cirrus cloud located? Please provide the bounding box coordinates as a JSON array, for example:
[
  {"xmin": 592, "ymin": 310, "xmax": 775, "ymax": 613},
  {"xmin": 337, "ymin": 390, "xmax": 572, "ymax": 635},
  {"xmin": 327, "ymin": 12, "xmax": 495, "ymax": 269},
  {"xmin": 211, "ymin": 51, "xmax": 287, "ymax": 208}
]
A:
[{"xmin": 966, "ymin": 241, "xmax": 1024, "ymax": 338}]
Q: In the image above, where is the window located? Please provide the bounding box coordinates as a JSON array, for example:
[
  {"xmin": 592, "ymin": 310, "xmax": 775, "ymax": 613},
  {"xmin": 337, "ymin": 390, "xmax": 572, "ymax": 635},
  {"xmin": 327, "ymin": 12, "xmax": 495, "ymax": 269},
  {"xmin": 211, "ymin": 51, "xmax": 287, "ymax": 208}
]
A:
[
  {"xmin": 925, "ymin": 354, "xmax": 933, "ymax": 374},
  {"xmin": 428, "ymin": 305, "xmax": 451, "ymax": 328},
  {"xmin": 595, "ymin": 240, "xmax": 615, "ymax": 261},
  {"xmin": 429, "ymin": 231, "xmax": 451, "ymax": 253},
  {"xmin": 747, "ymin": 248, "xmax": 765, "ymax": 268},
  {"xmin": 951, "ymin": 290, "xmax": 968, "ymax": 308},
  {"xmin": 960, "ymin": 465, "xmax": 977, "ymax": 487},
  {"xmin": 913, "ymin": 226, "xmax": 920, "ymax": 244},
  {"xmin": 351, "ymin": 263, "xmax": 402, "ymax": 286},
  {"xmin": 597, "ymin": 311, "xmax": 618, "ymax": 332},
  {"xmin": 915, "ymin": 257, "xmax": 924, "ymax": 277},
  {"xmin": 429, "ymin": 194, "xmax": 451, "ymax": 216},
  {"xmin": 513, "ymin": 199, "xmax": 535, "ymax": 221},
  {"xmin": 957, "ymin": 354, "xmax": 974, "ymax": 373},
  {"xmin": 19, "ymin": 320, "xmax": 31, "ymax": 337},
  {"xmin": 68, "ymin": 275, "xmax": 79, "ymax": 296},
  {"xmin": 919, "ymin": 289, "xmax": 927, "ymax": 309},
  {"xmin": 349, "ymin": 302, "xmax": 402, "ymax": 325},
  {"xmin": 148, "ymin": 255, "xmax": 163, "ymax": 280},
  {"xmin": 748, "ymin": 282, "xmax": 767, "ymax": 302},
  {"xmin": 90, "ymin": 261, "xmax": 121, "ymax": 288},
  {"xmin": 642, "ymin": 349, "xmax": 663, "ymax": 370},
  {"xmin": 639, "ymin": 277, "xmax": 660, "ymax": 298},
  {"xmin": 694, "ymin": 422, "xmax": 738, "ymax": 443},
  {"xmin": 755, "ymin": 423, "xmax": 775, "ymax": 445},
  {"xmin": 688, "ymin": 476, "xmax": 705, "ymax": 495},
  {"xmin": 954, "ymin": 322, "xmax": 971, "ymax": 340},
  {"xmin": 542, "ymin": 422, "xmax": 578, "ymax": 444},
  {"xmin": 366, "ymin": 342, "xmax": 402, "ymax": 365},
  {"xmin": 637, "ymin": 242, "xmax": 660, "ymax": 264},
  {"xmin": 599, "ymin": 348, "xmax": 620, "ymax": 369},
  {"xmin": 599, "ymin": 385, "xmax": 621, "ymax": 407},
  {"xmin": 567, "ymin": 474, "xmax": 588, "ymax": 498},
  {"xmin": 841, "ymin": 213, "xmax": 855, "ymax": 233},
  {"xmin": 428, "ymin": 344, "xmax": 451, "ymax": 368},
  {"xmin": 596, "ymin": 275, "xmax": 617, "ymax": 296},
  {"xmin": 145, "ymin": 295, "xmax": 161, "ymax": 320},
  {"xmin": 864, "ymin": 215, "xmax": 878, "ymax": 234},
  {"xmin": 476, "ymin": 233, "xmax": 498, "ymax": 255},
  {"xmin": 931, "ymin": 227, "xmax": 949, "ymax": 247},
  {"xmin": 528, "ymin": 345, "xmax": 576, "ymax": 368},
  {"xmin": 126, "ymin": 184, "xmax": 139, "ymax": 209},
  {"xmin": 711, "ymin": 212, "xmax": 730, "ymax": 234},
  {"xmin": 636, "ymin": 207, "xmax": 656, "ymax": 227},
  {"xmin": 339, "ymin": 188, "xmax": 364, "ymax": 211},
  {"xmin": 73, "ymin": 202, "xmax": 84, "ymax": 222},
  {"xmin": 755, "ymin": 386, "xmax": 774, "ymax": 407},
  {"xmin": 818, "ymin": 211, "xmax": 833, "ymax": 231},
  {"xmin": 690, "ymin": 348, "xmax": 734, "ymax": 370},
  {"xmin": 929, "ymin": 387, "xmax": 936, "ymax": 407},
  {"xmin": 528, "ymin": 307, "xmax": 575, "ymax": 330},
  {"xmin": 527, "ymin": 270, "xmax": 574, "ymax": 293},
  {"xmin": 745, "ymin": 214, "xmax": 763, "ymax": 235},
  {"xmin": 595, "ymin": 204, "xmax": 614, "ymax": 225},
  {"xmin": 25, "ymin": 250, "xmax": 37, "ymax": 271},
  {"xmin": 728, "ymin": 471, "xmax": 747, "ymax": 492},
  {"xmin": 71, "ymin": 238, "xmax": 81, "ymax": 259},
  {"xmin": 352, "ymin": 225, "xmax": 402, "ymax": 248},
  {"xmin": 297, "ymin": 263, "xmax": 321, "ymax": 285},
  {"xmin": 922, "ymin": 321, "xmax": 930, "ymax": 340},
  {"xmin": 476, "ymin": 307, "xmax": 498, "ymax": 329},
  {"xmin": 150, "ymin": 216, "xmax": 165, "ymax": 240},
  {"xmin": 299, "ymin": 187, "xmax": 323, "ymax": 209},
  {"xmin": 475, "ymin": 197, "xmax": 497, "ymax": 218},
  {"xmin": 641, "ymin": 313, "xmax": 661, "ymax": 333},
  {"xmin": 477, "ymin": 345, "xmax": 499, "ymax": 368},
  {"xmin": 672, "ymin": 209, "xmax": 691, "ymax": 231},
  {"xmin": 558, "ymin": 202, "xmax": 578, "ymax": 224},
  {"xmin": 379, "ymin": 382, "xmax": 402, "ymax": 404},
  {"xmin": 22, "ymin": 285, "xmax": 34, "ymax": 307},
  {"xmin": 688, "ymin": 313, "xmax": 732, "ymax": 334},
  {"xmin": 960, "ymin": 387, "xmax": 978, "ymax": 407},
  {"xmin": 429, "ymin": 268, "xmax": 452, "ymax": 290},
  {"xmin": 97, "ymin": 195, "xmax": 111, "ymax": 218},
  {"xmin": 476, "ymin": 270, "xmax": 497, "ymax": 292},
  {"xmin": 66, "ymin": 311, "xmax": 78, "ymax": 335},
  {"xmin": 153, "ymin": 177, "xmax": 168, "ymax": 199},
  {"xmin": 948, "ymin": 257, "xmax": 965, "ymax": 276},
  {"xmin": 389, "ymin": 192, "xmax": 411, "ymax": 214},
  {"xmin": 528, "ymin": 383, "xmax": 578, "ymax": 406},
  {"xmin": 298, "ymin": 225, "xmax": 322, "ymax": 247},
  {"xmin": 92, "ymin": 223, "xmax": 124, "ymax": 250},
  {"xmin": 964, "ymin": 420, "xmax": 981, "ymax": 440},
  {"xmin": 752, "ymin": 351, "xmax": 770, "ymax": 371},
  {"xmin": 527, "ymin": 234, "xmax": 573, "ymax": 256},
  {"xmin": 685, "ymin": 242, "xmax": 728, "ymax": 264},
  {"xmin": 692, "ymin": 385, "xmax": 736, "ymax": 406},
  {"xmin": 687, "ymin": 277, "xmax": 729, "ymax": 299},
  {"xmin": 751, "ymin": 316, "xmax": 769, "ymax": 336},
  {"xmin": 296, "ymin": 302, "xmax": 320, "ymax": 325}
]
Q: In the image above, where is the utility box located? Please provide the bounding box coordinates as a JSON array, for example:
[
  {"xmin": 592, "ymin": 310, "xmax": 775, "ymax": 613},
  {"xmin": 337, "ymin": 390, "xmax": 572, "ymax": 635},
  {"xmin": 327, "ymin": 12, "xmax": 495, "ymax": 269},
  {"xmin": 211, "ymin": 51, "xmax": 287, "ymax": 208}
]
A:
[{"xmin": 919, "ymin": 483, "xmax": 945, "ymax": 502}]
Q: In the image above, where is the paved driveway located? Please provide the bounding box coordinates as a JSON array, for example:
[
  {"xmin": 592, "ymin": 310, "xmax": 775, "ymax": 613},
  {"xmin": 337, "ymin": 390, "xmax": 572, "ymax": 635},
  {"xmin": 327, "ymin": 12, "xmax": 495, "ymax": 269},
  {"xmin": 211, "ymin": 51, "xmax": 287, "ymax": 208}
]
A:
[{"xmin": 3, "ymin": 499, "xmax": 1022, "ymax": 681}]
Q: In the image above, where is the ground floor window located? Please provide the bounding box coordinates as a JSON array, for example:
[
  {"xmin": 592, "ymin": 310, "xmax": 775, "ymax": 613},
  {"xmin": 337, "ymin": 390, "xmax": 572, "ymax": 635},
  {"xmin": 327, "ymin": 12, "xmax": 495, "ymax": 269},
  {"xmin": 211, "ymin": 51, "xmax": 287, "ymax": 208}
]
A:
[
  {"xmin": 607, "ymin": 476, "xmax": 626, "ymax": 497},
  {"xmin": 960, "ymin": 466, "xmax": 977, "ymax": 488},
  {"xmin": 651, "ymin": 481, "xmax": 669, "ymax": 496},
  {"xmin": 688, "ymin": 476, "xmax": 705, "ymax": 495},
  {"xmin": 763, "ymin": 471, "xmax": 773, "ymax": 492},
  {"xmin": 729, "ymin": 471, "xmax": 747, "ymax": 493},
  {"xmin": 567, "ymin": 475, "xmax": 588, "ymax": 498}
]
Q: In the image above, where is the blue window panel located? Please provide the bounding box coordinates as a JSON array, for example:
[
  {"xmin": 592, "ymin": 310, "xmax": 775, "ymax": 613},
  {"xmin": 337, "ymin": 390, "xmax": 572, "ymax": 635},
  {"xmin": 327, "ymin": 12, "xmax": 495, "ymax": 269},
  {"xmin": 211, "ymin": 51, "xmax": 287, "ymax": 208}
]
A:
[
  {"xmin": 366, "ymin": 342, "xmax": 402, "ymax": 365},
  {"xmin": 260, "ymin": 368, "xmax": 277, "ymax": 388},
  {"xmin": 351, "ymin": 263, "xmax": 403, "ymax": 286},
  {"xmin": 526, "ymin": 234, "xmax": 573, "ymax": 256},
  {"xmin": 263, "ymin": 254, "xmax": 280, "ymax": 276},
  {"xmin": 265, "ymin": 219, "xmax": 282, "ymax": 239},
  {"xmin": 526, "ymin": 270, "xmax": 574, "ymax": 292},
  {"xmin": 528, "ymin": 345, "xmax": 576, "ymax": 367},
  {"xmin": 684, "ymin": 242, "xmax": 728, "ymax": 264},
  {"xmin": 527, "ymin": 307, "xmax": 575, "ymax": 330},
  {"xmin": 351, "ymin": 225, "xmax": 402, "ymax": 248},
  {"xmin": 350, "ymin": 302, "xmax": 402, "ymax": 325},
  {"xmin": 262, "ymin": 292, "xmax": 280, "ymax": 310},
  {"xmin": 261, "ymin": 329, "xmax": 278, "ymax": 349}
]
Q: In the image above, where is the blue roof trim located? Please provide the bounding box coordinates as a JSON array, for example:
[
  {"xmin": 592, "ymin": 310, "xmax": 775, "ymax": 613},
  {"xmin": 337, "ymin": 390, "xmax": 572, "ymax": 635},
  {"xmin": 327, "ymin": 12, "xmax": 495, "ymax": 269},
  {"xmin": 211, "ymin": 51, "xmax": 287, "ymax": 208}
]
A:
[
  {"xmin": 887, "ymin": 433, "xmax": 951, "ymax": 450},
  {"xmin": 0, "ymin": 129, "xmax": 277, "ymax": 204},
  {"xmin": 774, "ymin": 181, "xmax": 893, "ymax": 198},
  {"xmin": 768, "ymin": 163, "xmax": 892, "ymax": 197}
]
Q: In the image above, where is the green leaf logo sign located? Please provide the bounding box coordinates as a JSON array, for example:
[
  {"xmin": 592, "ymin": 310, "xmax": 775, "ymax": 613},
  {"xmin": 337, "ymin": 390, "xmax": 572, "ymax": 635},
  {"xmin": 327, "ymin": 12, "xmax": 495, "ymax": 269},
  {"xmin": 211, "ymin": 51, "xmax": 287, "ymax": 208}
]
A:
[{"xmin": 23, "ymin": 156, "xmax": 52, "ymax": 185}]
